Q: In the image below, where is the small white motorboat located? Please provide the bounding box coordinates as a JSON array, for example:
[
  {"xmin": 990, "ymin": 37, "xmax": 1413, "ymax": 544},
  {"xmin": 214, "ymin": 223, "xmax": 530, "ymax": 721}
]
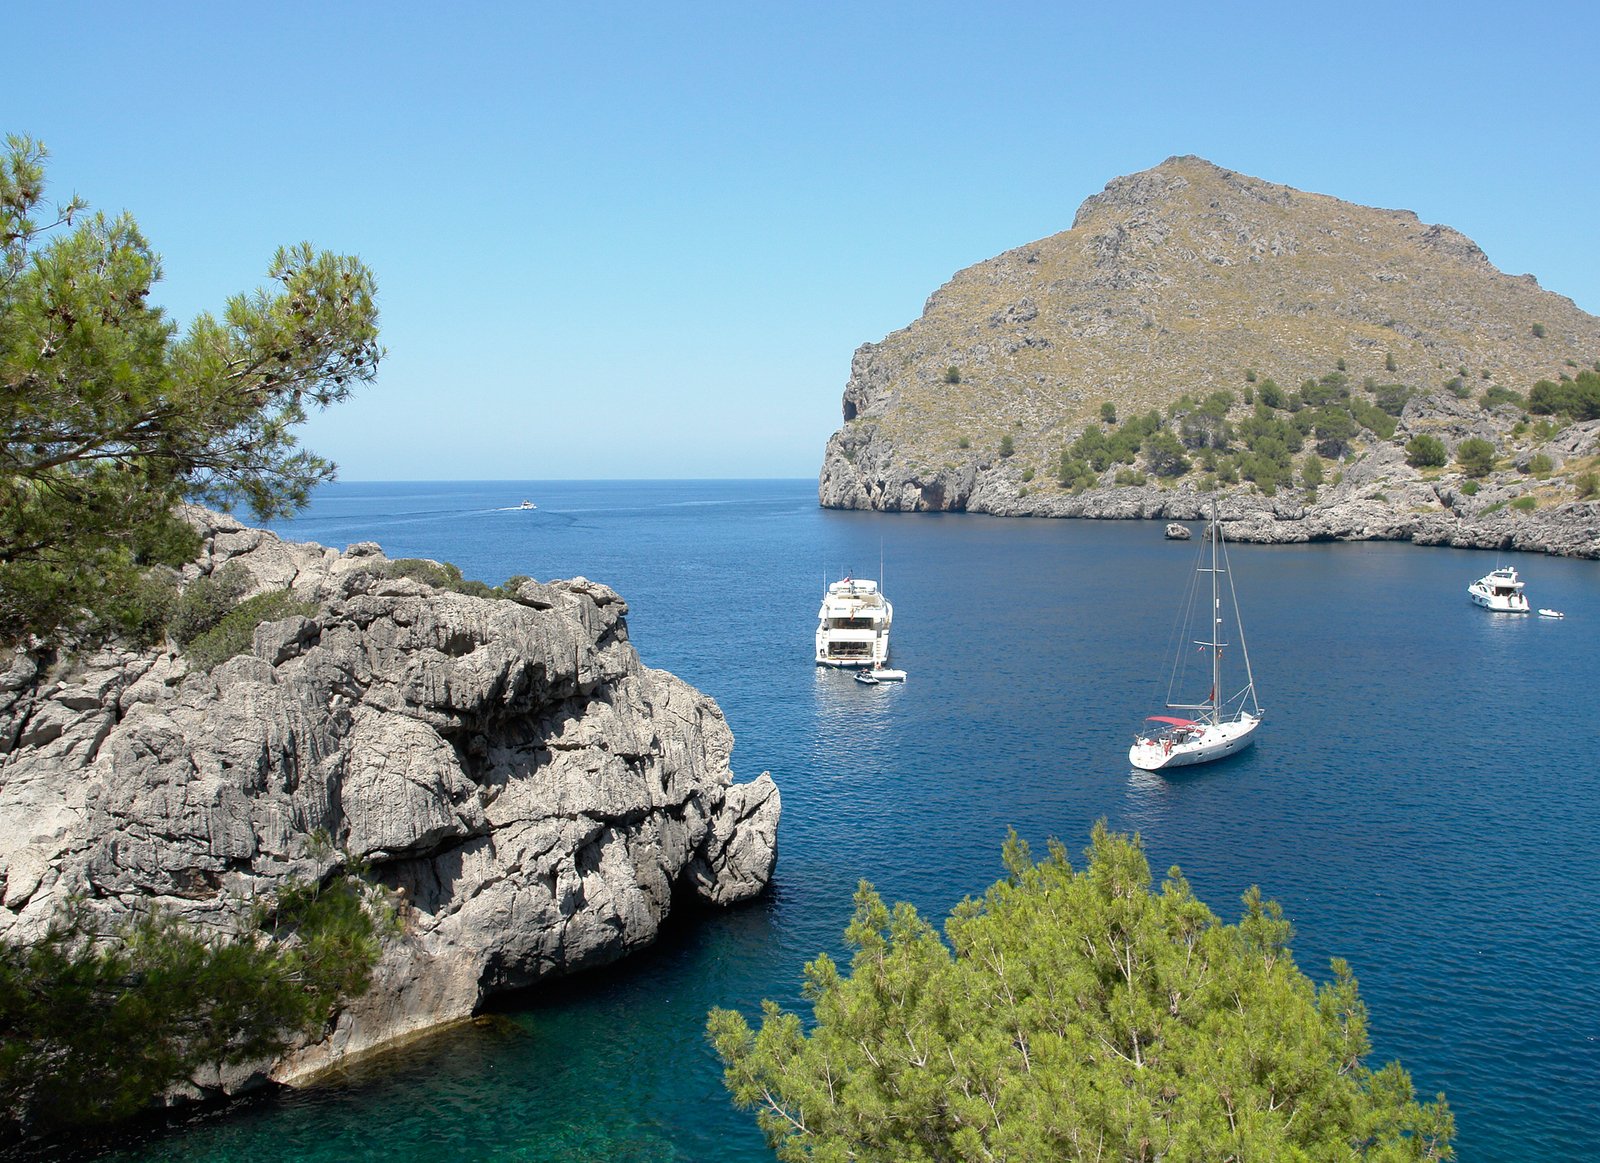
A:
[
  {"xmin": 1538, "ymin": 608, "xmax": 1565, "ymax": 619},
  {"xmin": 854, "ymin": 671, "xmax": 881, "ymax": 686},
  {"xmin": 866, "ymin": 667, "xmax": 906, "ymax": 682},
  {"xmin": 519, "ymin": 499, "xmax": 537, "ymax": 510},
  {"xmin": 1468, "ymin": 566, "xmax": 1530, "ymax": 612}
]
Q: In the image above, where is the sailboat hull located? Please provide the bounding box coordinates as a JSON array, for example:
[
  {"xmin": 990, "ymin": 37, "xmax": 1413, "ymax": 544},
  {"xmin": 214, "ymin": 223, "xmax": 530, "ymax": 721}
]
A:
[{"xmin": 1129, "ymin": 714, "xmax": 1261, "ymax": 772}]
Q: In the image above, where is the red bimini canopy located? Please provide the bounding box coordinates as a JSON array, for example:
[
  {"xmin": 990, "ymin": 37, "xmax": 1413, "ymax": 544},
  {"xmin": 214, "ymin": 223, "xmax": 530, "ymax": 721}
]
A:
[{"xmin": 1146, "ymin": 716, "xmax": 1197, "ymax": 727}]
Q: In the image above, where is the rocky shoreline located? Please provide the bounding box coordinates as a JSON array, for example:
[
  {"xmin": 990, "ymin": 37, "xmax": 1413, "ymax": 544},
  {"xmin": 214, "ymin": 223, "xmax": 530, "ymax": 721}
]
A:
[
  {"xmin": 821, "ymin": 412, "xmax": 1600, "ymax": 560},
  {"xmin": 0, "ymin": 508, "xmax": 780, "ymax": 1095}
]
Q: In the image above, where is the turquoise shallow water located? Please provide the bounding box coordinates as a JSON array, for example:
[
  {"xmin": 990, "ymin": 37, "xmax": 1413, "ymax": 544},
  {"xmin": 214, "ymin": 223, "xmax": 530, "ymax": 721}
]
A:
[{"xmin": 92, "ymin": 479, "xmax": 1600, "ymax": 1161}]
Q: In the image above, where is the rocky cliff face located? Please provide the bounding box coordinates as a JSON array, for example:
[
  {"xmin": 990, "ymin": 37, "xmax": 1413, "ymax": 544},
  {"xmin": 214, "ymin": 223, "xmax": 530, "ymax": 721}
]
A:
[
  {"xmin": 819, "ymin": 156, "xmax": 1600, "ymax": 556},
  {"xmin": 0, "ymin": 509, "xmax": 780, "ymax": 1088}
]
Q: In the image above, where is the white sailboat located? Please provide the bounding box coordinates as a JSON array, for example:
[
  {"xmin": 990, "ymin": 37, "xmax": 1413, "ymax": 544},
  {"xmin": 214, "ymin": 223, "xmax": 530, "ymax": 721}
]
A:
[{"xmin": 1130, "ymin": 502, "xmax": 1262, "ymax": 772}]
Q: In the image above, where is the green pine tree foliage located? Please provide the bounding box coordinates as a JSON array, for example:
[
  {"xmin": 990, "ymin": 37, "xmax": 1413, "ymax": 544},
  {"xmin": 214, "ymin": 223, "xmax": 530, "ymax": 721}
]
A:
[
  {"xmin": 0, "ymin": 134, "xmax": 382, "ymax": 643},
  {"xmin": 1404, "ymin": 435, "xmax": 1448, "ymax": 470},
  {"xmin": 708, "ymin": 826, "xmax": 1452, "ymax": 1162},
  {"xmin": 1454, "ymin": 437, "xmax": 1497, "ymax": 479},
  {"xmin": 0, "ymin": 875, "xmax": 387, "ymax": 1139}
]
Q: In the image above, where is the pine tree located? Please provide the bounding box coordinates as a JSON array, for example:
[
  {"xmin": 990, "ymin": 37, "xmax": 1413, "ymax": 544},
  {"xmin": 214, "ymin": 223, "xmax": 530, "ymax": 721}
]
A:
[
  {"xmin": 709, "ymin": 826, "xmax": 1453, "ymax": 1161},
  {"xmin": 0, "ymin": 134, "xmax": 382, "ymax": 643}
]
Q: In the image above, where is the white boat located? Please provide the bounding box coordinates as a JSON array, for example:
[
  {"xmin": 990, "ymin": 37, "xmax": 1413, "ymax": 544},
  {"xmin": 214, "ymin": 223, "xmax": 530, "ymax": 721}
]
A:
[
  {"xmin": 815, "ymin": 576, "xmax": 892, "ymax": 668},
  {"xmin": 519, "ymin": 499, "xmax": 536, "ymax": 510},
  {"xmin": 1468, "ymin": 566, "xmax": 1529, "ymax": 612},
  {"xmin": 1130, "ymin": 502, "xmax": 1262, "ymax": 772},
  {"xmin": 854, "ymin": 671, "xmax": 880, "ymax": 685},
  {"xmin": 1538, "ymin": 608, "xmax": 1565, "ymax": 619},
  {"xmin": 867, "ymin": 667, "xmax": 907, "ymax": 682}
]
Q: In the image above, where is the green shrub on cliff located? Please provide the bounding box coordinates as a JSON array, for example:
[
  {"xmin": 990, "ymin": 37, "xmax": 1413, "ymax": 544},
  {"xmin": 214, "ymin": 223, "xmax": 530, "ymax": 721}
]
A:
[
  {"xmin": 183, "ymin": 588, "xmax": 319, "ymax": 671},
  {"xmin": 0, "ymin": 874, "xmax": 387, "ymax": 1140},
  {"xmin": 1405, "ymin": 435, "xmax": 1448, "ymax": 469},
  {"xmin": 1310, "ymin": 407, "xmax": 1358, "ymax": 459},
  {"xmin": 709, "ymin": 826, "xmax": 1453, "ymax": 1162},
  {"xmin": 1480, "ymin": 385, "xmax": 1525, "ymax": 410},
  {"xmin": 1142, "ymin": 429, "xmax": 1190, "ymax": 477},
  {"xmin": 1456, "ymin": 437, "xmax": 1497, "ymax": 478},
  {"xmin": 1349, "ymin": 398, "xmax": 1398, "ymax": 440},
  {"xmin": 374, "ymin": 558, "xmax": 531, "ymax": 603},
  {"xmin": 1528, "ymin": 371, "xmax": 1600, "ymax": 421},
  {"xmin": 1369, "ymin": 383, "xmax": 1414, "ymax": 417},
  {"xmin": 167, "ymin": 562, "xmax": 253, "ymax": 646},
  {"xmin": 0, "ymin": 134, "xmax": 380, "ymax": 647},
  {"xmin": 1055, "ymin": 452, "xmax": 1096, "ymax": 491}
]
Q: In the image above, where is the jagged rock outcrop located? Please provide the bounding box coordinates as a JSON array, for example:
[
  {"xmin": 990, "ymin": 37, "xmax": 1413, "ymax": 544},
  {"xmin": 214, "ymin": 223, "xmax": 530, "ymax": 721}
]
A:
[
  {"xmin": 0, "ymin": 508, "xmax": 780, "ymax": 1088},
  {"xmin": 819, "ymin": 156, "xmax": 1600, "ymax": 557}
]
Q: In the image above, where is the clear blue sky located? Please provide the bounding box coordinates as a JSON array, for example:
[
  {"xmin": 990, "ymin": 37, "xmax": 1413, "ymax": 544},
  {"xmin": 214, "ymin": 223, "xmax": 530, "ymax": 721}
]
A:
[{"xmin": 12, "ymin": 1, "xmax": 1599, "ymax": 480}]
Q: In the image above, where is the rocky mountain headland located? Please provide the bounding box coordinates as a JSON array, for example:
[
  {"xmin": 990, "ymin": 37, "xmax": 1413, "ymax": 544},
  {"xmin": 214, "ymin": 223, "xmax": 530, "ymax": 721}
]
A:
[
  {"xmin": 0, "ymin": 508, "xmax": 779, "ymax": 1092},
  {"xmin": 819, "ymin": 156, "xmax": 1600, "ymax": 557}
]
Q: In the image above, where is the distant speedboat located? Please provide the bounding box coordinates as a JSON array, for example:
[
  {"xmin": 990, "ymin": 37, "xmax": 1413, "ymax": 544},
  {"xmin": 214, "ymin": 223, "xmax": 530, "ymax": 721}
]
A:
[
  {"xmin": 519, "ymin": 499, "xmax": 536, "ymax": 510},
  {"xmin": 1130, "ymin": 499, "xmax": 1262, "ymax": 772},
  {"xmin": 1468, "ymin": 566, "xmax": 1529, "ymax": 612},
  {"xmin": 816, "ymin": 576, "xmax": 892, "ymax": 668}
]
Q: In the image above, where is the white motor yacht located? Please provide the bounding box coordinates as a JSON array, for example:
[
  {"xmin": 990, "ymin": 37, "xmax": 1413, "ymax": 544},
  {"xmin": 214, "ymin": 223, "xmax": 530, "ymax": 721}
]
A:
[
  {"xmin": 815, "ymin": 577, "xmax": 892, "ymax": 668},
  {"xmin": 1468, "ymin": 566, "xmax": 1530, "ymax": 612}
]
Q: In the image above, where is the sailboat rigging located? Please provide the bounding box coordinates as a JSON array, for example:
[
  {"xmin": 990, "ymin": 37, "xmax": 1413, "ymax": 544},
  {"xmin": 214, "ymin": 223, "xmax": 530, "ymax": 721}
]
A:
[{"xmin": 1129, "ymin": 501, "xmax": 1262, "ymax": 771}]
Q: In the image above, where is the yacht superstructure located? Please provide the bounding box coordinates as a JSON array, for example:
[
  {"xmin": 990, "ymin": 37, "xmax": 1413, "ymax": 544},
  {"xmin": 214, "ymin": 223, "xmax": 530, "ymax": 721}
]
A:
[{"xmin": 815, "ymin": 578, "xmax": 892, "ymax": 668}]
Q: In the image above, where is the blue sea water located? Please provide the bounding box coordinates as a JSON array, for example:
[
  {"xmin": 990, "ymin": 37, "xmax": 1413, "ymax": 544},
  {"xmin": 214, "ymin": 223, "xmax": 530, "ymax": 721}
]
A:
[{"xmin": 105, "ymin": 479, "xmax": 1599, "ymax": 1161}]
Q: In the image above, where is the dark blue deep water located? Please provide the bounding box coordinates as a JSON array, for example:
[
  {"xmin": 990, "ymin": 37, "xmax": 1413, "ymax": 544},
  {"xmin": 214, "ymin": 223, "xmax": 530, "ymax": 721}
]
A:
[{"xmin": 108, "ymin": 479, "xmax": 1599, "ymax": 1161}]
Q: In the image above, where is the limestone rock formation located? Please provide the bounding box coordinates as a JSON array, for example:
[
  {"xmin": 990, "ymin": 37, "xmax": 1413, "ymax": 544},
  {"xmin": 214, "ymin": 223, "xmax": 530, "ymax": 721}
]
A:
[
  {"xmin": 819, "ymin": 156, "xmax": 1600, "ymax": 557},
  {"xmin": 0, "ymin": 508, "xmax": 780, "ymax": 1088}
]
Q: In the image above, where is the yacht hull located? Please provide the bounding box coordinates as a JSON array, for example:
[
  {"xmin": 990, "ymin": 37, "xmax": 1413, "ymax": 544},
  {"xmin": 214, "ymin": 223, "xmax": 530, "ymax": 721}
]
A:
[
  {"xmin": 1129, "ymin": 715, "xmax": 1260, "ymax": 772},
  {"xmin": 1468, "ymin": 588, "xmax": 1529, "ymax": 612}
]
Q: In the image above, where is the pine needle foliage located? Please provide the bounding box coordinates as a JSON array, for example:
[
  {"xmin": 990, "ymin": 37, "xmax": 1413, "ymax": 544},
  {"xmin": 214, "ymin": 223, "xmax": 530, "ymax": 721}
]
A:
[
  {"xmin": 182, "ymin": 588, "xmax": 319, "ymax": 671},
  {"xmin": 0, "ymin": 133, "xmax": 381, "ymax": 645},
  {"xmin": 0, "ymin": 874, "xmax": 387, "ymax": 1141},
  {"xmin": 708, "ymin": 825, "xmax": 1453, "ymax": 1162}
]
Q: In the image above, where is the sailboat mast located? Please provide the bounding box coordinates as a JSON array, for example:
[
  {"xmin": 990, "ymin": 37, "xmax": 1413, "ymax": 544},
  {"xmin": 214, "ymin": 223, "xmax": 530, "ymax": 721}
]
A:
[{"xmin": 1210, "ymin": 503, "xmax": 1222, "ymax": 725}]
